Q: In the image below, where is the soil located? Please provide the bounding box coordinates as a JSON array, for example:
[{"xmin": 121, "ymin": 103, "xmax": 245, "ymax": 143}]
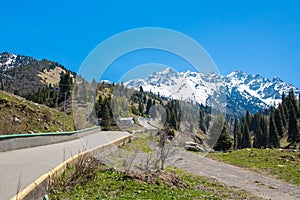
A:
[{"xmin": 173, "ymin": 151, "xmax": 300, "ymax": 200}]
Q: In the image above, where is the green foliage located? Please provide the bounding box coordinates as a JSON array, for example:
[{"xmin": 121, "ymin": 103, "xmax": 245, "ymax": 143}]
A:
[
  {"xmin": 101, "ymin": 104, "xmax": 111, "ymax": 131},
  {"xmin": 214, "ymin": 122, "xmax": 233, "ymax": 151},
  {"xmin": 233, "ymin": 118, "xmax": 241, "ymax": 149},
  {"xmin": 241, "ymin": 120, "xmax": 251, "ymax": 148},
  {"xmin": 50, "ymin": 164, "xmax": 257, "ymax": 199},
  {"xmin": 287, "ymin": 104, "xmax": 300, "ymax": 143},
  {"xmin": 236, "ymin": 89, "xmax": 300, "ymax": 149},
  {"xmin": 269, "ymin": 112, "xmax": 280, "ymax": 148},
  {"xmin": 274, "ymin": 108, "xmax": 284, "ymax": 138}
]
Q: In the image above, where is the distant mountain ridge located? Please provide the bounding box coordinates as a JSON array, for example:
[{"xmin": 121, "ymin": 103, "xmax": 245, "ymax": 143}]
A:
[
  {"xmin": 125, "ymin": 68, "xmax": 300, "ymax": 116},
  {"xmin": 0, "ymin": 52, "xmax": 35, "ymax": 71}
]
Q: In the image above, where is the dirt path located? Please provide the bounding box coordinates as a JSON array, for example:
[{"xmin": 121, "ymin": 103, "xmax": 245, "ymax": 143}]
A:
[{"xmin": 173, "ymin": 151, "xmax": 300, "ymax": 200}]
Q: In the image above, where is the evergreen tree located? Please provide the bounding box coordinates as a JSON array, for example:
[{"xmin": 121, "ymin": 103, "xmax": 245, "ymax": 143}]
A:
[
  {"xmin": 139, "ymin": 85, "xmax": 144, "ymax": 93},
  {"xmin": 59, "ymin": 71, "xmax": 73, "ymax": 102},
  {"xmin": 146, "ymin": 98, "xmax": 152, "ymax": 115},
  {"xmin": 278, "ymin": 103, "xmax": 287, "ymax": 127},
  {"xmin": 274, "ymin": 108, "xmax": 284, "ymax": 138},
  {"xmin": 269, "ymin": 112, "xmax": 280, "ymax": 148},
  {"xmin": 233, "ymin": 118, "xmax": 240, "ymax": 150},
  {"xmin": 241, "ymin": 120, "xmax": 251, "ymax": 148},
  {"xmin": 253, "ymin": 125, "xmax": 263, "ymax": 148},
  {"xmin": 245, "ymin": 110, "xmax": 251, "ymax": 131},
  {"xmin": 214, "ymin": 122, "xmax": 233, "ymax": 151},
  {"xmin": 261, "ymin": 116, "xmax": 269, "ymax": 148},
  {"xmin": 138, "ymin": 101, "xmax": 144, "ymax": 115},
  {"xmin": 287, "ymin": 104, "xmax": 300, "ymax": 143},
  {"xmin": 101, "ymin": 104, "xmax": 111, "ymax": 131}
]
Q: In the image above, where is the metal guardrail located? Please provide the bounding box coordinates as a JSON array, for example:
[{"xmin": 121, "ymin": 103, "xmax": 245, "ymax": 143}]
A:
[
  {"xmin": 0, "ymin": 126, "xmax": 101, "ymax": 152},
  {"xmin": 0, "ymin": 126, "xmax": 100, "ymax": 140}
]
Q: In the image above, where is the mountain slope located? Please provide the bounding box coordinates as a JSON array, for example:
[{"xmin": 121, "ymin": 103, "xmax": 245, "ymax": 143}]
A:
[
  {"xmin": 0, "ymin": 52, "xmax": 72, "ymax": 96},
  {"xmin": 125, "ymin": 68, "xmax": 300, "ymax": 116},
  {"xmin": 0, "ymin": 90, "xmax": 74, "ymax": 135}
]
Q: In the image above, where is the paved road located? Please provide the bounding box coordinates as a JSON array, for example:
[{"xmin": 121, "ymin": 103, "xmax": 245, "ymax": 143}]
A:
[
  {"xmin": 0, "ymin": 130, "xmax": 129, "ymax": 199},
  {"xmin": 138, "ymin": 117, "xmax": 158, "ymax": 130}
]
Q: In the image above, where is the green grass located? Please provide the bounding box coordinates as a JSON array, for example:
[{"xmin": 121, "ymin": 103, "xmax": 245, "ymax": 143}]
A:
[
  {"xmin": 0, "ymin": 91, "xmax": 74, "ymax": 134},
  {"xmin": 209, "ymin": 148, "xmax": 300, "ymax": 186},
  {"xmin": 49, "ymin": 164, "xmax": 259, "ymax": 200},
  {"xmin": 120, "ymin": 133, "xmax": 153, "ymax": 153}
]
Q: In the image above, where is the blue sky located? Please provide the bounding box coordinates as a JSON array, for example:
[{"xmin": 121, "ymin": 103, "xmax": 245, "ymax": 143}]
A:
[{"xmin": 1, "ymin": 0, "xmax": 300, "ymax": 87}]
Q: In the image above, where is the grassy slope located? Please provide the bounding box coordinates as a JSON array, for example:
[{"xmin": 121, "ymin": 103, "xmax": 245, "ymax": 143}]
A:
[
  {"xmin": 49, "ymin": 133, "xmax": 260, "ymax": 199},
  {"xmin": 0, "ymin": 91, "xmax": 74, "ymax": 135},
  {"xmin": 209, "ymin": 148, "xmax": 300, "ymax": 186},
  {"xmin": 50, "ymin": 164, "xmax": 259, "ymax": 200}
]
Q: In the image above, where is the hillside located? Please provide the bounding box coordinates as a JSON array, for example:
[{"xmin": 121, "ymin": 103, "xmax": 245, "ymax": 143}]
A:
[
  {"xmin": 0, "ymin": 52, "xmax": 73, "ymax": 96},
  {"xmin": 0, "ymin": 90, "xmax": 74, "ymax": 135}
]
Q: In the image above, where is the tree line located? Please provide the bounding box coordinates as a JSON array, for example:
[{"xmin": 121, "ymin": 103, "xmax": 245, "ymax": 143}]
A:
[{"xmin": 232, "ymin": 89, "xmax": 300, "ymax": 150}]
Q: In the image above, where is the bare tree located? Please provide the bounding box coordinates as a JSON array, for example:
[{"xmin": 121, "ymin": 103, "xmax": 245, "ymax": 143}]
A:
[{"xmin": 156, "ymin": 128, "xmax": 177, "ymax": 170}]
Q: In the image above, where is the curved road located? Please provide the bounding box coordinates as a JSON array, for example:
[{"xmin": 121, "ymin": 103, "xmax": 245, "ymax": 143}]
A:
[
  {"xmin": 138, "ymin": 117, "xmax": 158, "ymax": 130},
  {"xmin": 0, "ymin": 130, "xmax": 129, "ymax": 199}
]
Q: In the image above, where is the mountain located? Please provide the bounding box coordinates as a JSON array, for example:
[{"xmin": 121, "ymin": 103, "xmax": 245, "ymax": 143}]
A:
[
  {"xmin": 125, "ymin": 68, "xmax": 300, "ymax": 116},
  {"xmin": 0, "ymin": 52, "xmax": 72, "ymax": 96}
]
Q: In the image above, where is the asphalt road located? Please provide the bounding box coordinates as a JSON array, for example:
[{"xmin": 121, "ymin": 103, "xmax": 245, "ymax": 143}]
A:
[
  {"xmin": 0, "ymin": 130, "xmax": 129, "ymax": 199},
  {"xmin": 138, "ymin": 117, "xmax": 158, "ymax": 130}
]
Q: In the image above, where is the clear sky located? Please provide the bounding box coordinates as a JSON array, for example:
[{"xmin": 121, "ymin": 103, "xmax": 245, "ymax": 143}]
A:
[{"xmin": 1, "ymin": 0, "xmax": 299, "ymax": 87}]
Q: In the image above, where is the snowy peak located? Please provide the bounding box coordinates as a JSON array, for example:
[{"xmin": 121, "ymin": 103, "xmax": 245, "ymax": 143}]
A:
[
  {"xmin": 125, "ymin": 68, "xmax": 299, "ymax": 116},
  {"xmin": 0, "ymin": 52, "xmax": 35, "ymax": 71}
]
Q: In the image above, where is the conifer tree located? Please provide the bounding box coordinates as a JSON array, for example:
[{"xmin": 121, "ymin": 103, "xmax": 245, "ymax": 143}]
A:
[
  {"xmin": 233, "ymin": 118, "xmax": 240, "ymax": 149},
  {"xmin": 245, "ymin": 110, "xmax": 251, "ymax": 130},
  {"xmin": 274, "ymin": 108, "xmax": 284, "ymax": 138},
  {"xmin": 146, "ymin": 98, "xmax": 152, "ymax": 115},
  {"xmin": 214, "ymin": 122, "xmax": 233, "ymax": 151},
  {"xmin": 287, "ymin": 104, "xmax": 300, "ymax": 143},
  {"xmin": 269, "ymin": 112, "xmax": 280, "ymax": 148},
  {"xmin": 278, "ymin": 103, "xmax": 287, "ymax": 127},
  {"xmin": 253, "ymin": 125, "xmax": 263, "ymax": 148},
  {"xmin": 241, "ymin": 120, "xmax": 251, "ymax": 148},
  {"xmin": 101, "ymin": 104, "xmax": 111, "ymax": 131},
  {"xmin": 138, "ymin": 101, "xmax": 144, "ymax": 115},
  {"xmin": 261, "ymin": 116, "xmax": 269, "ymax": 148}
]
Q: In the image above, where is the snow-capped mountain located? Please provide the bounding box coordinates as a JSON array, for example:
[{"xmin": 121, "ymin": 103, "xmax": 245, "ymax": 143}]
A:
[
  {"xmin": 125, "ymin": 68, "xmax": 300, "ymax": 116},
  {"xmin": 0, "ymin": 52, "xmax": 35, "ymax": 71}
]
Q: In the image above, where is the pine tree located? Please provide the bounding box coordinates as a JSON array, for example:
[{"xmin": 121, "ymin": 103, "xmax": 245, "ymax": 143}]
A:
[
  {"xmin": 261, "ymin": 116, "xmax": 269, "ymax": 148},
  {"xmin": 146, "ymin": 98, "xmax": 152, "ymax": 115},
  {"xmin": 214, "ymin": 122, "xmax": 233, "ymax": 151},
  {"xmin": 233, "ymin": 118, "xmax": 240, "ymax": 150},
  {"xmin": 278, "ymin": 103, "xmax": 287, "ymax": 127},
  {"xmin": 139, "ymin": 86, "xmax": 144, "ymax": 93},
  {"xmin": 138, "ymin": 101, "xmax": 144, "ymax": 115},
  {"xmin": 287, "ymin": 104, "xmax": 300, "ymax": 143},
  {"xmin": 101, "ymin": 104, "xmax": 111, "ymax": 131},
  {"xmin": 241, "ymin": 120, "xmax": 251, "ymax": 148},
  {"xmin": 269, "ymin": 112, "xmax": 280, "ymax": 148},
  {"xmin": 245, "ymin": 110, "xmax": 251, "ymax": 130},
  {"xmin": 253, "ymin": 125, "xmax": 263, "ymax": 148},
  {"xmin": 274, "ymin": 108, "xmax": 284, "ymax": 138}
]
